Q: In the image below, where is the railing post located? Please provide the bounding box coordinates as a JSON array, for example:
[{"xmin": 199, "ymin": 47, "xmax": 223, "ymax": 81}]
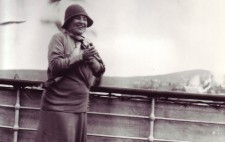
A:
[
  {"xmin": 13, "ymin": 88, "xmax": 21, "ymax": 142},
  {"xmin": 148, "ymin": 98, "xmax": 155, "ymax": 142}
]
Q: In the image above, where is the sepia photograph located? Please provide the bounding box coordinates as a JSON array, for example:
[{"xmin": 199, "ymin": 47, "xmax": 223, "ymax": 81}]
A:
[{"xmin": 0, "ymin": 0, "xmax": 225, "ymax": 141}]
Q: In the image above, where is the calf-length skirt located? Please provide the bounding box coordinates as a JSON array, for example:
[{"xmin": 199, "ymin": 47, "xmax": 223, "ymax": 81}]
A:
[{"xmin": 35, "ymin": 110, "xmax": 87, "ymax": 142}]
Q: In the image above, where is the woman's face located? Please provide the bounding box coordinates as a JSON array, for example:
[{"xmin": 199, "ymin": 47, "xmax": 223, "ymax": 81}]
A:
[{"xmin": 68, "ymin": 15, "xmax": 88, "ymax": 36}]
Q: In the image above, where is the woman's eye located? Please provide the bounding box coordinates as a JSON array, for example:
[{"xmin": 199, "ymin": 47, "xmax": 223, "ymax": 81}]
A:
[{"xmin": 83, "ymin": 17, "xmax": 87, "ymax": 21}]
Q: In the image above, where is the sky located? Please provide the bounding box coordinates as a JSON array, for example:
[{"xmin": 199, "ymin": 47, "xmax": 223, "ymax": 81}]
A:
[{"xmin": 0, "ymin": 0, "xmax": 225, "ymax": 82}]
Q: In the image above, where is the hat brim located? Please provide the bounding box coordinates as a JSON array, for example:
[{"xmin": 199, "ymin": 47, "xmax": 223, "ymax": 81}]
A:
[{"xmin": 62, "ymin": 14, "xmax": 93, "ymax": 29}]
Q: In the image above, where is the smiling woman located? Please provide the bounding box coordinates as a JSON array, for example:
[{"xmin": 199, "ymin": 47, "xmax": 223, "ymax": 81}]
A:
[
  {"xmin": 34, "ymin": 4, "xmax": 105, "ymax": 142},
  {"xmin": 66, "ymin": 15, "xmax": 88, "ymax": 35}
]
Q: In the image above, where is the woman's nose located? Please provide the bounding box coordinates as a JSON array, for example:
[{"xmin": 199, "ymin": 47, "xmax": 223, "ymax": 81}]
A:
[
  {"xmin": 80, "ymin": 17, "xmax": 87, "ymax": 24},
  {"xmin": 80, "ymin": 19, "xmax": 84, "ymax": 23}
]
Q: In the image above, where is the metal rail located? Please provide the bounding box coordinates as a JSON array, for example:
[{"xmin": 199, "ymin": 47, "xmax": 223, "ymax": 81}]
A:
[
  {"xmin": 1, "ymin": 78, "xmax": 225, "ymax": 142},
  {"xmin": 1, "ymin": 78, "xmax": 225, "ymax": 101},
  {"xmin": 13, "ymin": 89, "xmax": 20, "ymax": 142},
  {"xmin": 149, "ymin": 98, "xmax": 155, "ymax": 142},
  {"xmin": 91, "ymin": 86, "xmax": 225, "ymax": 101}
]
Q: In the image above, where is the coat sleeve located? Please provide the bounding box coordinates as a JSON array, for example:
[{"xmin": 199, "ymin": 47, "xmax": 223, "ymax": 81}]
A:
[
  {"xmin": 90, "ymin": 53, "xmax": 105, "ymax": 77},
  {"xmin": 48, "ymin": 34, "xmax": 82, "ymax": 77},
  {"xmin": 48, "ymin": 34, "xmax": 70, "ymax": 77}
]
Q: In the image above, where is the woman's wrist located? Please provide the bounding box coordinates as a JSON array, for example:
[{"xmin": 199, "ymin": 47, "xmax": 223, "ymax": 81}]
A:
[{"xmin": 68, "ymin": 54, "xmax": 83, "ymax": 65}]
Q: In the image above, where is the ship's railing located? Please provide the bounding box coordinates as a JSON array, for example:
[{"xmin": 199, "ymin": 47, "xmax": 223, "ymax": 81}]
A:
[{"xmin": 1, "ymin": 78, "xmax": 225, "ymax": 142}]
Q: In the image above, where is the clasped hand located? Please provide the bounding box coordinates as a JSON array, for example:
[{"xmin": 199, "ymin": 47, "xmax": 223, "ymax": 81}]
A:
[{"xmin": 82, "ymin": 47, "xmax": 97, "ymax": 61}]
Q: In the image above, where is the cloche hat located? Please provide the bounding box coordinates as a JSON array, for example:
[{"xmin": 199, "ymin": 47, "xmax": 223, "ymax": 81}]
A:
[{"xmin": 62, "ymin": 4, "xmax": 93, "ymax": 29}]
